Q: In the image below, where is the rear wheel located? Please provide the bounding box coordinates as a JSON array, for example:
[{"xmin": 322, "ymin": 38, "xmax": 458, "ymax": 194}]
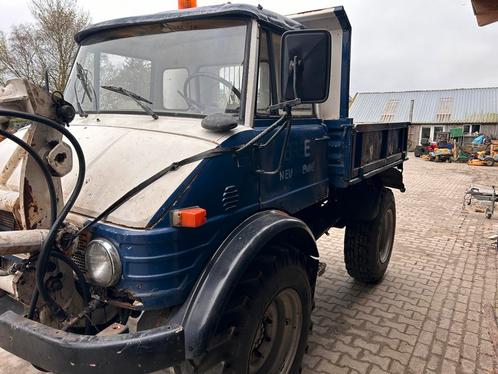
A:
[
  {"xmin": 184, "ymin": 245, "xmax": 314, "ymax": 374},
  {"xmin": 484, "ymin": 157, "xmax": 495, "ymax": 166},
  {"xmin": 344, "ymin": 188, "xmax": 396, "ymax": 284}
]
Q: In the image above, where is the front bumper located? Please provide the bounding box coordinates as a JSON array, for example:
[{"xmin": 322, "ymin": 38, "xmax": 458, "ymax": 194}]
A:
[{"xmin": 0, "ymin": 310, "xmax": 185, "ymax": 373}]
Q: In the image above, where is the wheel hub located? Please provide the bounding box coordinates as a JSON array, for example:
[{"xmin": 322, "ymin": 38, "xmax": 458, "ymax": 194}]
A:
[
  {"xmin": 379, "ymin": 208, "xmax": 394, "ymax": 264},
  {"xmin": 248, "ymin": 288, "xmax": 302, "ymax": 374}
]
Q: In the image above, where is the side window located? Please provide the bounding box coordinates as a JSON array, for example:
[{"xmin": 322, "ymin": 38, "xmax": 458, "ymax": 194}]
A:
[
  {"xmin": 256, "ymin": 30, "xmax": 271, "ymax": 115},
  {"xmin": 271, "ymin": 32, "xmax": 314, "ymax": 117}
]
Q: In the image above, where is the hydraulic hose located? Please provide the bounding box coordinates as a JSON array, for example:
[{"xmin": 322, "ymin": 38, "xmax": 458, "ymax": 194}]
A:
[
  {"xmin": 0, "ymin": 109, "xmax": 86, "ymax": 319},
  {"xmin": 0, "ymin": 128, "xmax": 57, "ymax": 225}
]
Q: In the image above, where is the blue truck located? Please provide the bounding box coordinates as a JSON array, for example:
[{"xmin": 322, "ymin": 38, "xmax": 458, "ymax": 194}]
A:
[{"xmin": 0, "ymin": 4, "xmax": 408, "ymax": 373}]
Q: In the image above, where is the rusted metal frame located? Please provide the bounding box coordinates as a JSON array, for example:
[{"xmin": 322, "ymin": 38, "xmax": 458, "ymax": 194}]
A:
[
  {"xmin": 0, "ymin": 229, "xmax": 49, "ymax": 255},
  {"xmin": 0, "ymin": 79, "xmax": 64, "ymax": 230},
  {"xmin": 19, "ymin": 124, "xmax": 64, "ymax": 230},
  {"xmin": 0, "ymin": 145, "xmax": 25, "ymax": 185}
]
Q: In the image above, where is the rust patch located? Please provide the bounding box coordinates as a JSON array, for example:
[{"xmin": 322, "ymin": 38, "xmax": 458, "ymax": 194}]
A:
[
  {"xmin": 106, "ymin": 288, "xmax": 143, "ymax": 310},
  {"xmin": 22, "ymin": 178, "xmax": 38, "ymax": 229}
]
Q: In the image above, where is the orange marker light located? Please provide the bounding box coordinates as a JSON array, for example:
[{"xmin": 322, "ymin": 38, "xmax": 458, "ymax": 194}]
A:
[
  {"xmin": 171, "ymin": 207, "xmax": 207, "ymax": 228},
  {"xmin": 178, "ymin": 0, "xmax": 197, "ymax": 9}
]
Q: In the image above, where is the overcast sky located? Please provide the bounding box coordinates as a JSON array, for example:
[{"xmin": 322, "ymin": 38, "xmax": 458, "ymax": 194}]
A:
[{"xmin": 1, "ymin": 0, "xmax": 497, "ymax": 94}]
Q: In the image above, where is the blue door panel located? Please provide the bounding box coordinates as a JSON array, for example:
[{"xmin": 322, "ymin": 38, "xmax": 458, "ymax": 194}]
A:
[{"xmin": 256, "ymin": 120, "xmax": 329, "ymax": 213}]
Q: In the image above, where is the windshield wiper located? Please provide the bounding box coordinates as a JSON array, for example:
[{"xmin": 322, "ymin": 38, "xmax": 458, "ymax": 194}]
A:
[
  {"xmin": 101, "ymin": 85, "xmax": 158, "ymax": 120},
  {"xmin": 74, "ymin": 62, "xmax": 94, "ymax": 117}
]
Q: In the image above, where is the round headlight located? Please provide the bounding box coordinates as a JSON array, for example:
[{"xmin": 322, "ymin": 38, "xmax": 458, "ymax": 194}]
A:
[{"xmin": 85, "ymin": 239, "xmax": 122, "ymax": 287}]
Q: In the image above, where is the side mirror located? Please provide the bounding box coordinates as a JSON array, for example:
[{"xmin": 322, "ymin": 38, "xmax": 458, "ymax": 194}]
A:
[{"xmin": 281, "ymin": 29, "xmax": 331, "ymax": 104}]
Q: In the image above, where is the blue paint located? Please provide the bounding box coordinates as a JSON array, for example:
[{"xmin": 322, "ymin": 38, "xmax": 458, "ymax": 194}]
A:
[
  {"xmin": 334, "ymin": 7, "xmax": 352, "ymax": 119},
  {"xmin": 92, "ymin": 117, "xmax": 334, "ymax": 310}
]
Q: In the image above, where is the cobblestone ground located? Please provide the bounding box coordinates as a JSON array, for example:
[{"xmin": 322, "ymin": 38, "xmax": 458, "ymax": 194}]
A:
[
  {"xmin": 0, "ymin": 155, "xmax": 497, "ymax": 373},
  {"xmin": 304, "ymin": 156, "xmax": 498, "ymax": 374}
]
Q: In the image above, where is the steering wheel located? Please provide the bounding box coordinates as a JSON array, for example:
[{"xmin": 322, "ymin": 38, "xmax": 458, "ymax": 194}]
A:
[{"xmin": 181, "ymin": 72, "xmax": 241, "ymax": 113}]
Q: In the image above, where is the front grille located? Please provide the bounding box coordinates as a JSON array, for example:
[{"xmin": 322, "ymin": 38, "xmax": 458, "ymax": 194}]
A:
[
  {"xmin": 0, "ymin": 210, "xmax": 18, "ymax": 231},
  {"xmin": 71, "ymin": 231, "xmax": 91, "ymax": 274}
]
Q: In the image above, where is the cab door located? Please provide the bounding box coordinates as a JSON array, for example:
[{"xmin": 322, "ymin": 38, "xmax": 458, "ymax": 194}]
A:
[{"xmin": 253, "ymin": 29, "xmax": 329, "ymax": 214}]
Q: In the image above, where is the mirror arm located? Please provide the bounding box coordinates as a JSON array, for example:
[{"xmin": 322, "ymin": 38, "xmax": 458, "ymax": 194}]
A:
[
  {"xmin": 255, "ymin": 115, "xmax": 292, "ymax": 175},
  {"xmin": 267, "ymin": 98, "xmax": 302, "ymax": 112},
  {"xmin": 236, "ymin": 114, "xmax": 288, "ymax": 154},
  {"xmin": 267, "ymin": 55, "xmax": 302, "ymax": 113},
  {"xmin": 291, "ymin": 55, "xmax": 300, "ymax": 100}
]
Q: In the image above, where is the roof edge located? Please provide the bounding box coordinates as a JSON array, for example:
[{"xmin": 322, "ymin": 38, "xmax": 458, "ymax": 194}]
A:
[
  {"xmin": 75, "ymin": 3, "xmax": 303, "ymax": 44},
  {"xmin": 354, "ymin": 86, "xmax": 498, "ymax": 96}
]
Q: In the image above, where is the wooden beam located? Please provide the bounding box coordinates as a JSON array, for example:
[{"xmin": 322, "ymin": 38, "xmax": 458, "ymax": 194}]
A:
[{"xmin": 472, "ymin": 0, "xmax": 498, "ymax": 26}]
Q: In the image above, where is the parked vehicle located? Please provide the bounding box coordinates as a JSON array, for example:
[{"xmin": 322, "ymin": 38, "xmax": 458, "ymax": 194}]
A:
[{"xmin": 0, "ymin": 4, "xmax": 408, "ymax": 373}]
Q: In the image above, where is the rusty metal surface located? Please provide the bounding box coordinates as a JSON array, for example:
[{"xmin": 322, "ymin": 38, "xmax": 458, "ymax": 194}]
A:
[
  {"xmin": 97, "ymin": 322, "xmax": 129, "ymax": 337},
  {"xmin": 0, "ymin": 145, "xmax": 25, "ymax": 185},
  {"xmin": 19, "ymin": 124, "xmax": 64, "ymax": 230},
  {"xmin": 0, "ymin": 79, "xmax": 64, "ymax": 231},
  {"xmin": 0, "ymin": 229, "xmax": 49, "ymax": 255},
  {"xmin": 0, "ymin": 190, "xmax": 19, "ymax": 216},
  {"xmin": 0, "ymin": 79, "xmax": 55, "ymax": 120}
]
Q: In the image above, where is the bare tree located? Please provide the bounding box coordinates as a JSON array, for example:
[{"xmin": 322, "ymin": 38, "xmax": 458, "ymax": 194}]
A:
[
  {"xmin": 0, "ymin": 25, "xmax": 47, "ymax": 87},
  {"xmin": 0, "ymin": 0, "xmax": 90, "ymax": 91}
]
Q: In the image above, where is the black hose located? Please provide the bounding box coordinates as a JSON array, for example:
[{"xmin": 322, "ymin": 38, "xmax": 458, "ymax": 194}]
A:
[
  {"xmin": 0, "ymin": 128, "xmax": 57, "ymax": 225},
  {"xmin": 0, "ymin": 109, "xmax": 86, "ymax": 319},
  {"xmin": 50, "ymin": 250, "xmax": 91, "ymax": 303}
]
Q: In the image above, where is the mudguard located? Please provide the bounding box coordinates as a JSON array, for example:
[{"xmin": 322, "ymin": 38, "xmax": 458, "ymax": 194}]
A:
[{"xmin": 181, "ymin": 210, "xmax": 318, "ymax": 359}]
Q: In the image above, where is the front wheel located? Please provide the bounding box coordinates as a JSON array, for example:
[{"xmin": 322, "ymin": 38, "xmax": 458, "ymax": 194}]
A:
[
  {"xmin": 344, "ymin": 188, "xmax": 396, "ymax": 284},
  {"xmin": 187, "ymin": 245, "xmax": 314, "ymax": 374}
]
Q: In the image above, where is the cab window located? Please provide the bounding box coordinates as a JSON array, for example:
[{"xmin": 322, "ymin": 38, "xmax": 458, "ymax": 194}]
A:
[
  {"xmin": 256, "ymin": 30, "xmax": 272, "ymax": 115},
  {"xmin": 255, "ymin": 30, "xmax": 314, "ymax": 117}
]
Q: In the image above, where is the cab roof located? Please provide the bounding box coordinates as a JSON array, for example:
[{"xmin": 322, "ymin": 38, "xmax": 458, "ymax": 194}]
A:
[{"xmin": 75, "ymin": 3, "xmax": 303, "ymax": 44}]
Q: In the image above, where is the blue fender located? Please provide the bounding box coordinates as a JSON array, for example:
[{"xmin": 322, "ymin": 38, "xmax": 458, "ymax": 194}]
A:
[{"xmin": 181, "ymin": 210, "xmax": 318, "ymax": 359}]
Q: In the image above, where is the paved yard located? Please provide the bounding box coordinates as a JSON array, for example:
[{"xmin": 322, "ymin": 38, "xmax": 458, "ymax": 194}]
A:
[
  {"xmin": 1, "ymin": 155, "xmax": 497, "ymax": 373},
  {"xmin": 304, "ymin": 156, "xmax": 498, "ymax": 374}
]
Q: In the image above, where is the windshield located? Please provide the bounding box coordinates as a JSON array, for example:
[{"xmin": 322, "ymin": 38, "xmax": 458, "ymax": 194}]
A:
[{"xmin": 65, "ymin": 20, "xmax": 247, "ymax": 117}]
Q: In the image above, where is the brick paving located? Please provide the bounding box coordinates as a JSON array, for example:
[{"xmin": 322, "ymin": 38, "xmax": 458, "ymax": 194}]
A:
[
  {"xmin": 0, "ymin": 155, "xmax": 497, "ymax": 373},
  {"xmin": 304, "ymin": 156, "xmax": 498, "ymax": 374}
]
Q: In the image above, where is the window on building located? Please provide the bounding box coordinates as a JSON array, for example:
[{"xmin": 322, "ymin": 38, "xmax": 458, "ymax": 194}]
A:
[
  {"xmin": 463, "ymin": 124, "xmax": 481, "ymax": 135},
  {"xmin": 420, "ymin": 127, "xmax": 431, "ymax": 144},
  {"xmin": 434, "ymin": 126, "xmax": 445, "ymax": 141},
  {"xmin": 436, "ymin": 97, "xmax": 453, "ymax": 122},
  {"xmin": 380, "ymin": 99, "xmax": 399, "ymax": 123}
]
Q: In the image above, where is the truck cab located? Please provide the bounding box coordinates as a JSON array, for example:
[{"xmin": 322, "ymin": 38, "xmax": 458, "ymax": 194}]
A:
[{"xmin": 0, "ymin": 4, "xmax": 407, "ymax": 374}]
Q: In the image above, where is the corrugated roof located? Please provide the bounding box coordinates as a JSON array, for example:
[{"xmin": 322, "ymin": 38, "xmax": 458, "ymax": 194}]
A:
[{"xmin": 350, "ymin": 87, "xmax": 498, "ymax": 124}]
